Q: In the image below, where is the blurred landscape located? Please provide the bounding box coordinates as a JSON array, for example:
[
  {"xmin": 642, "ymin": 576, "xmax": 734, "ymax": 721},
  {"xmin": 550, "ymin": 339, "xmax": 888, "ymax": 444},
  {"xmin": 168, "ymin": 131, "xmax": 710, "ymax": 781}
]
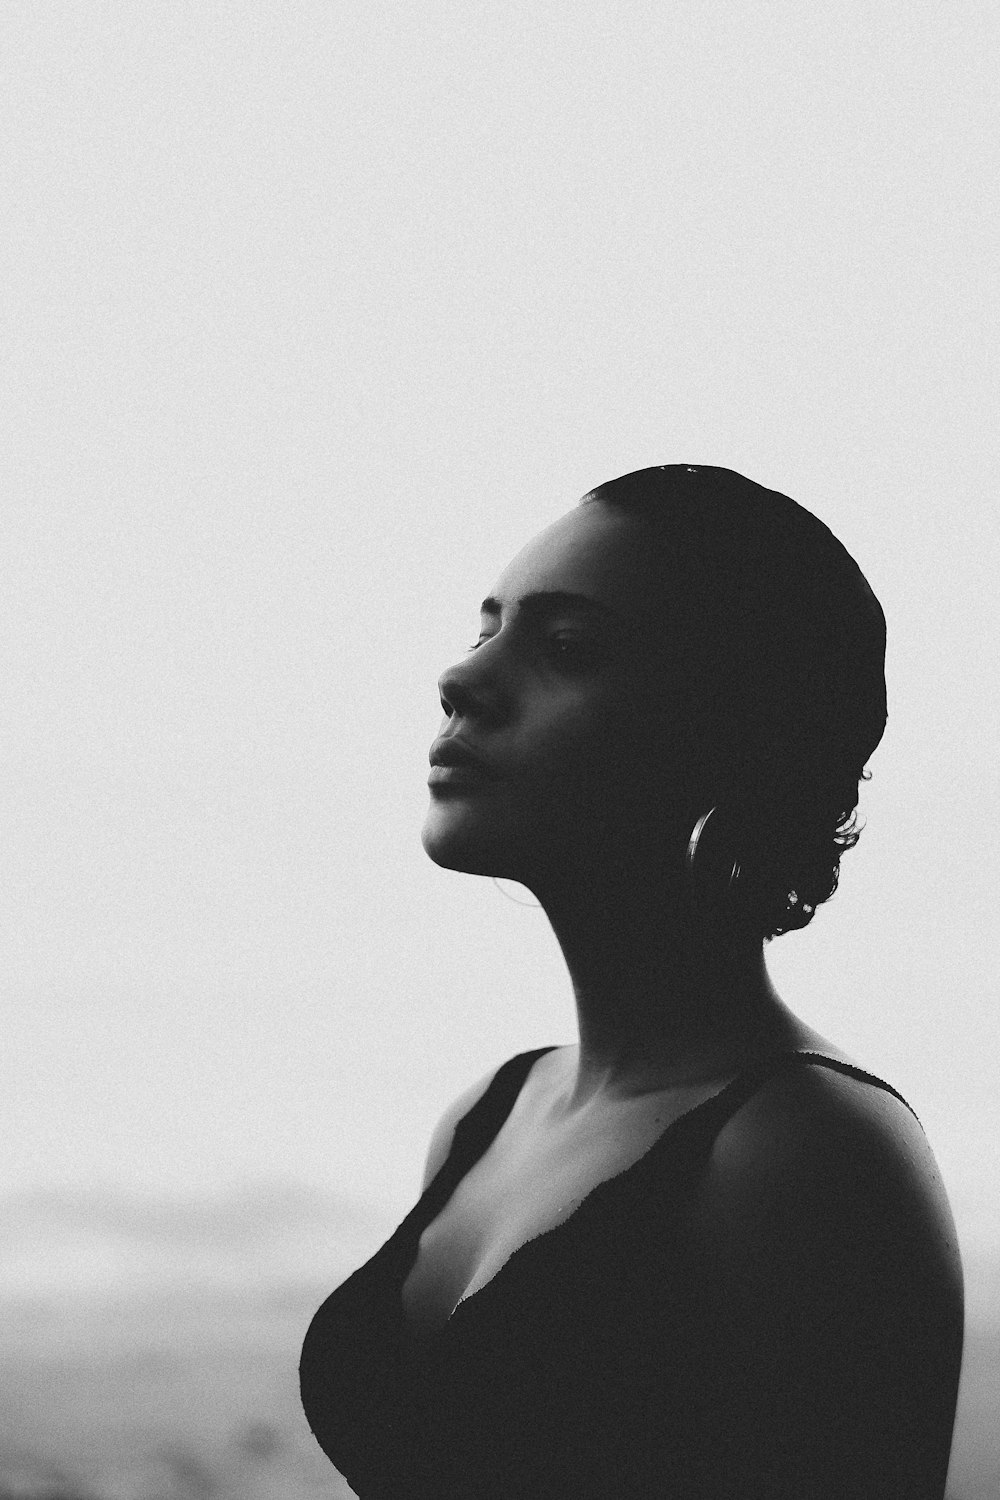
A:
[
  {"xmin": 0, "ymin": 1182, "xmax": 391, "ymax": 1499},
  {"xmin": 0, "ymin": 1182, "xmax": 996, "ymax": 1500}
]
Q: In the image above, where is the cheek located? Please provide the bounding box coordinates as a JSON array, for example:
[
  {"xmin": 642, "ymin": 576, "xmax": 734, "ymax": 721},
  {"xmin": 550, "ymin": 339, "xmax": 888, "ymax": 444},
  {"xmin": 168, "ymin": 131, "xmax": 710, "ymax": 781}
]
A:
[
  {"xmin": 523, "ymin": 701, "xmax": 618, "ymax": 798},
  {"xmin": 522, "ymin": 705, "xmax": 651, "ymax": 832},
  {"xmin": 557, "ymin": 702, "xmax": 680, "ymax": 838},
  {"xmin": 550, "ymin": 686, "xmax": 649, "ymax": 777}
]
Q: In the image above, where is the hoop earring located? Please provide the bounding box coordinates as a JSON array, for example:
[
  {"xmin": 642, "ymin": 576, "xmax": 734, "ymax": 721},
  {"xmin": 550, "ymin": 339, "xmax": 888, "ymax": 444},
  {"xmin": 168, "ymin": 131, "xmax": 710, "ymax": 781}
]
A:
[
  {"xmin": 491, "ymin": 876, "xmax": 543, "ymax": 908},
  {"xmin": 686, "ymin": 806, "xmax": 741, "ymax": 892}
]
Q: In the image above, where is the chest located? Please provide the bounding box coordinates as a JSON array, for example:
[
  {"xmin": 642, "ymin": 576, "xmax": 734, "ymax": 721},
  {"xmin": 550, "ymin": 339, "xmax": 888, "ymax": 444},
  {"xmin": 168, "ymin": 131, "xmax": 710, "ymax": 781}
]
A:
[{"xmin": 400, "ymin": 1094, "xmax": 684, "ymax": 1341}]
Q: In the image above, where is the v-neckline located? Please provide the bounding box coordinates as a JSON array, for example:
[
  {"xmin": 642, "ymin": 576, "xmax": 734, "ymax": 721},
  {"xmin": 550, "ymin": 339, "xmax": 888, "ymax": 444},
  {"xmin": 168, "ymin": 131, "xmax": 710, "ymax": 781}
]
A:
[
  {"xmin": 407, "ymin": 1045, "xmax": 824, "ymax": 1333},
  {"xmin": 447, "ymin": 1054, "xmax": 773, "ymax": 1322}
]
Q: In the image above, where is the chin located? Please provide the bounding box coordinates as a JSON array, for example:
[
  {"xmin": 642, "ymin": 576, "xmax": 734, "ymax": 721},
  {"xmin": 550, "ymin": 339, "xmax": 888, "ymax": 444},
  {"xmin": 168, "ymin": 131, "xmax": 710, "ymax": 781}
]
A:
[{"xmin": 421, "ymin": 802, "xmax": 522, "ymax": 878}]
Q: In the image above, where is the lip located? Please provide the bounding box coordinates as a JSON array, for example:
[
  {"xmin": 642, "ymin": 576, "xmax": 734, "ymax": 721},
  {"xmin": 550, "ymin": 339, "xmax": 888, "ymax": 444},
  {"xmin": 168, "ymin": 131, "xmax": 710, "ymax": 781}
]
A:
[
  {"xmin": 427, "ymin": 763, "xmax": 500, "ymax": 789},
  {"xmin": 428, "ymin": 737, "xmax": 501, "ymax": 789},
  {"xmin": 428, "ymin": 737, "xmax": 499, "ymax": 777}
]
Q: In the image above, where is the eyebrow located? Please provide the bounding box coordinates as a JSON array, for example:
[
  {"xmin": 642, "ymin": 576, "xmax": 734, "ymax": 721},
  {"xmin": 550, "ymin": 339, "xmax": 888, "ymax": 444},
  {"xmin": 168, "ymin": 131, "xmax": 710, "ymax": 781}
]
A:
[{"xmin": 478, "ymin": 590, "xmax": 623, "ymax": 622}]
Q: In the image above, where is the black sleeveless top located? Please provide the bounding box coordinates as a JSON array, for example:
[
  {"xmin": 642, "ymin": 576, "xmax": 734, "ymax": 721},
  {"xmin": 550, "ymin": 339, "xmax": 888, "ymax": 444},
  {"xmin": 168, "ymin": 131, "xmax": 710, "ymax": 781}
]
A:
[{"xmin": 299, "ymin": 1047, "xmax": 919, "ymax": 1499}]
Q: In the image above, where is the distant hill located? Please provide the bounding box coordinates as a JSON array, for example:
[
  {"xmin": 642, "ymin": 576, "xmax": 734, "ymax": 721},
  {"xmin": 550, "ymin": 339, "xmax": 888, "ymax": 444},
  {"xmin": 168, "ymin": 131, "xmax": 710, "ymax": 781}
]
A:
[{"xmin": 0, "ymin": 1178, "xmax": 397, "ymax": 1308}]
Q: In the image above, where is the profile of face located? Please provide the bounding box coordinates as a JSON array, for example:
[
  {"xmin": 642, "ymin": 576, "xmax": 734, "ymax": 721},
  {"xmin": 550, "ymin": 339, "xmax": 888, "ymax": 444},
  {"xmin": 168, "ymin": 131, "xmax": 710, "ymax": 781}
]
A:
[{"xmin": 422, "ymin": 501, "xmax": 690, "ymax": 896}]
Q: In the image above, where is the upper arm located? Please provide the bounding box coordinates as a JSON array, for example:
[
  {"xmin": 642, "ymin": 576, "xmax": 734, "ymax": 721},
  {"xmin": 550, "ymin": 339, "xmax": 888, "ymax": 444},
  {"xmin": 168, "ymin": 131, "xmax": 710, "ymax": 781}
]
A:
[
  {"xmin": 419, "ymin": 1062, "xmax": 502, "ymax": 1193},
  {"xmin": 682, "ymin": 1069, "xmax": 965, "ymax": 1499}
]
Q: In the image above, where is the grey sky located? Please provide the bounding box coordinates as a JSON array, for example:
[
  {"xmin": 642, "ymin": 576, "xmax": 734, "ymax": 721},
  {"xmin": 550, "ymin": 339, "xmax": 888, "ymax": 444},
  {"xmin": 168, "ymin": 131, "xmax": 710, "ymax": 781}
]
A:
[{"xmin": 1, "ymin": 3, "xmax": 997, "ymax": 1267}]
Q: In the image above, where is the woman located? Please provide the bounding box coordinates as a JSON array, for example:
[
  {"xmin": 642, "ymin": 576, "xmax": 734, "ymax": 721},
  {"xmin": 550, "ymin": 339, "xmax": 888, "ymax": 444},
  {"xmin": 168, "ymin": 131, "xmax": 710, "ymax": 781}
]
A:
[{"xmin": 300, "ymin": 465, "xmax": 964, "ymax": 1498}]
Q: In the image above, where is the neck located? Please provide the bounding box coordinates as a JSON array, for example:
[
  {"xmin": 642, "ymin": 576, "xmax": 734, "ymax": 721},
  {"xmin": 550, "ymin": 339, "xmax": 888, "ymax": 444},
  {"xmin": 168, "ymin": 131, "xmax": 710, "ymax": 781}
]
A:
[{"xmin": 528, "ymin": 859, "xmax": 794, "ymax": 1110}]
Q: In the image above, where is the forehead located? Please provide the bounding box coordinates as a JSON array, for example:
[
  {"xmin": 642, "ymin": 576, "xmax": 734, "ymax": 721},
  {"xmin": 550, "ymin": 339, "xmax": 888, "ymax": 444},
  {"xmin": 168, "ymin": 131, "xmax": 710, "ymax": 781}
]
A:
[{"xmin": 489, "ymin": 502, "xmax": 657, "ymax": 619}]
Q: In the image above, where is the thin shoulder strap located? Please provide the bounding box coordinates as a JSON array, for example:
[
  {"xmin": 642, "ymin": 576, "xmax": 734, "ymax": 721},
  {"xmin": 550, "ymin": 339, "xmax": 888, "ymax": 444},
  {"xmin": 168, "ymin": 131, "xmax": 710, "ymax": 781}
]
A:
[
  {"xmin": 416, "ymin": 1047, "xmax": 559, "ymax": 1220},
  {"xmin": 450, "ymin": 1046, "xmax": 561, "ymax": 1154},
  {"xmin": 785, "ymin": 1051, "xmax": 920, "ymax": 1121},
  {"xmin": 703, "ymin": 1049, "xmax": 923, "ymax": 1133}
]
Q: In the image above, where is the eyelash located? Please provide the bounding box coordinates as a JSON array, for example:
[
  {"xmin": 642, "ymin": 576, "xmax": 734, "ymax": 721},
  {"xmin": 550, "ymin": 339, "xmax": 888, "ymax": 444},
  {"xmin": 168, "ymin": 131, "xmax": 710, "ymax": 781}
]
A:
[{"xmin": 465, "ymin": 635, "xmax": 591, "ymax": 661}]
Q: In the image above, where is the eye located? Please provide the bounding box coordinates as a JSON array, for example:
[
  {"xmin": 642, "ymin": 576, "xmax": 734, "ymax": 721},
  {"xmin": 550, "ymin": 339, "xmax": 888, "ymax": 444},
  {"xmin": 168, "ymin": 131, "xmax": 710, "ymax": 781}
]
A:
[
  {"xmin": 545, "ymin": 635, "xmax": 593, "ymax": 661},
  {"xmin": 466, "ymin": 633, "xmax": 595, "ymax": 662}
]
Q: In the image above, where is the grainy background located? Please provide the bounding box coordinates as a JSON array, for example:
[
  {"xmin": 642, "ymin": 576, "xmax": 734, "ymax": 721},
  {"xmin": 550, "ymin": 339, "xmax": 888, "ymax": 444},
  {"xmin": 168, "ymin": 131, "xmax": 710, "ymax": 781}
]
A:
[{"xmin": 1, "ymin": 4, "xmax": 996, "ymax": 1496}]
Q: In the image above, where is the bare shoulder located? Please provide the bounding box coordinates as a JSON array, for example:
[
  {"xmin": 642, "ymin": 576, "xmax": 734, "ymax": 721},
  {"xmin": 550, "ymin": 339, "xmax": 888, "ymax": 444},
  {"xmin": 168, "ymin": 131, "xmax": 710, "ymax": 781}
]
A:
[
  {"xmin": 707, "ymin": 1055, "xmax": 962, "ymax": 1282},
  {"xmin": 681, "ymin": 1057, "xmax": 965, "ymax": 1497},
  {"xmin": 418, "ymin": 1059, "xmax": 508, "ymax": 1193}
]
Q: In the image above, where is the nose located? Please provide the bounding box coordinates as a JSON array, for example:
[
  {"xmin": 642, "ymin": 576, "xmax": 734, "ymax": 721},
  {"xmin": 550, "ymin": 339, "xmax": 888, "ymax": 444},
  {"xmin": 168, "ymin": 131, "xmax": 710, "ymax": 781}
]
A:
[
  {"xmin": 437, "ymin": 648, "xmax": 506, "ymax": 723},
  {"xmin": 437, "ymin": 665, "xmax": 480, "ymax": 721}
]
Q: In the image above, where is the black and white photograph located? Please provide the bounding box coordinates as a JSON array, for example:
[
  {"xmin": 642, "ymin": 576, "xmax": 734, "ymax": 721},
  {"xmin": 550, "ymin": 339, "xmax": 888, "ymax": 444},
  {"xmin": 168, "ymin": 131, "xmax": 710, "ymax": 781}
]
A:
[{"xmin": 1, "ymin": 5, "xmax": 996, "ymax": 1497}]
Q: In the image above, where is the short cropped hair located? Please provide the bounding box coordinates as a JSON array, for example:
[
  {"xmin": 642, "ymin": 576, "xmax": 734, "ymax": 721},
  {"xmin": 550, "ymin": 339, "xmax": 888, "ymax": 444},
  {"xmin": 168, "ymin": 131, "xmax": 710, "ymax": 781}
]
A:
[{"xmin": 582, "ymin": 465, "xmax": 887, "ymax": 941}]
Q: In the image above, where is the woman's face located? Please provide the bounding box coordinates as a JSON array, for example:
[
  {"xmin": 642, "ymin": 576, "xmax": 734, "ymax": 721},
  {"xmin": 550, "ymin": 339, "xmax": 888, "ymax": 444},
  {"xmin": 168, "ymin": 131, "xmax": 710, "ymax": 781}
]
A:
[{"xmin": 422, "ymin": 501, "xmax": 687, "ymax": 890}]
